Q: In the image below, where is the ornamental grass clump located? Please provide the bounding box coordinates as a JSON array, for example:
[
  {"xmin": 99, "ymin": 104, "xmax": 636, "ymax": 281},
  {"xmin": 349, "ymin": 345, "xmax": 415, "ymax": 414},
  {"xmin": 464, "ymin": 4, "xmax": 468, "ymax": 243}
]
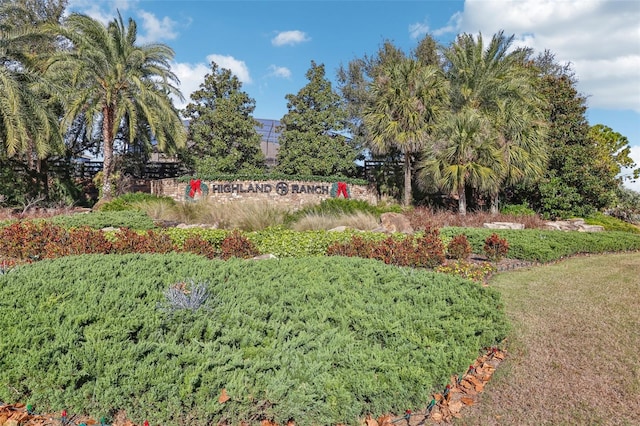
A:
[{"xmin": 160, "ymin": 278, "xmax": 211, "ymax": 313}]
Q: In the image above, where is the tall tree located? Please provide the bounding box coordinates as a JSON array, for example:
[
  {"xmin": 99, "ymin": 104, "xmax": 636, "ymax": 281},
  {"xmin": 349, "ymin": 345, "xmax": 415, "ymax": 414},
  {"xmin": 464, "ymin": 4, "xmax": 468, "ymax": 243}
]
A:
[
  {"xmin": 419, "ymin": 108, "xmax": 503, "ymax": 214},
  {"xmin": 44, "ymin": 12, "xmax": 186, "ymax": 202},
  {"xmin": 532, "ymin": 52, "xmax": 618, "ymax": 218},
  {"xmin": 0, "ymin": 1, "xmax": 61, "ymax": 161},
  {"xmin": 588, "ymin": 124, "xmax": 639, "ymax": 184},
  {"xmin": 363, "ymin": 56, "xmax": 448, "ymax": 206},
  {"xmin": 276, "ymin": 61, "xmax": 357, "ymax": 177},
  {"xmin": 183, "ymin": 62, "xmax": 265, "ymax": 175},
  {"xmin": 437, "ymin": 31, "xmax": 547, "ymax": 214},
  {"xmin": 338, "ymin": 38, "xmax": 436, "ymax": 201}
]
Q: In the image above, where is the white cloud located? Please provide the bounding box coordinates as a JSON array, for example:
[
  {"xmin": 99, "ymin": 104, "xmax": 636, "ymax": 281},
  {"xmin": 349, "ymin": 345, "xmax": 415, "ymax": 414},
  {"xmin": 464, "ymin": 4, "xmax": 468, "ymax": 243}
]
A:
[
  {"xmin": 206, "ymin": 54, "xmax": 252, "ymax": 84},
  {"xmin": 68, "ymin": 0, "xmax": 136, "ymax": 23},
  {"xmin": 622, "ymin": 145, "xmax": 640, "ymax": 193},
  {"xmin": 169, "ymin": 61, "xmax": 210, "ymax": 111},
  {"xmin": 68, "ymin": 1, "xmax": 180, "ymax": 45},
  {"xmin": 271, "ymin": 30, "xmax": 310, "ymax": 47},
  {"xmin": 409, "ymin": 20, "xmax": 430, "ymax": 40},
  {"xmin": 136, "ymin": 10, "xmax": 178, "ymax": 44},
  {"xmin": 452, "ymin": 0, "xmax": 640, "ymax": 112},
  {"xmin": 268, "ymin": 65, "xmax": 291, "ymax": 79}
]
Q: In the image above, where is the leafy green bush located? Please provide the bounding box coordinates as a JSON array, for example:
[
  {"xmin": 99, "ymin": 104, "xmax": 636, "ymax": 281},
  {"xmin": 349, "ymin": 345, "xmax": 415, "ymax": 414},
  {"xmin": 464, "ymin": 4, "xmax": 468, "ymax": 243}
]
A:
[
  {"xmin": 94, "ymin": 192, "xmax": 176, "ymax": 212},
  {"xmin": 500, "ymin": 203, "xmax": 537, "ymax": 216},
  {"xmin": 585, "ymin": 212, "xmax": 640, "ymax": 234},
  {"xmin": 47, "ymin": 210, "xmax": 156, "ymax": 230},
  {"xmin": 441, "ymin": 227, "xmax": 640, "ymax": 263},
  {"xmin": 0, "ymin": 253, "xmax": 508, "ymax": 425}
]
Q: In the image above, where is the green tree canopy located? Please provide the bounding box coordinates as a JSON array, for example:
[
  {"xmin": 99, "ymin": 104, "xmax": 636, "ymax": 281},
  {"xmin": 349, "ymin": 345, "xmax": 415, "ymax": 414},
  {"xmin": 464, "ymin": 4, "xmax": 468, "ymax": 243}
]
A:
[
  {"xmin": 428, "ymin": 31, "xmax": 547, "ymax": 214},
  {"xmin": 588, "ymin": 124, "xmax": 639, "ymax": 184},
  {"xmin": 0, "ymin": 0, "xmax": 62, "ymax": 161},
  {"xmin": 183, "ymin": 61, "xmax": 266, "ymax": 175},
  {"xmin": 276, "ymin": 61, "xmax": 357, "ymax": 177},
  {"xmin": 44, "ymin": 12, "xmax": 186, "ymax": 201},
  {"xmin": 363, "ymin": 56, "xmax": 448, "ymax": 206},
  {"xmin": 532, "ymin": 52, "xmax": 619, "ymax": 218}
]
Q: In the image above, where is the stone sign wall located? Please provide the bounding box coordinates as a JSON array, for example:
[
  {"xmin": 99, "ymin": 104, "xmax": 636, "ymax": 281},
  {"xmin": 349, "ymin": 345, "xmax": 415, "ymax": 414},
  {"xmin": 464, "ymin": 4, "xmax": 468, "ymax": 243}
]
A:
[{"xmin": 150, "ymin": 178, "xmax": 378, "ymax": 209}]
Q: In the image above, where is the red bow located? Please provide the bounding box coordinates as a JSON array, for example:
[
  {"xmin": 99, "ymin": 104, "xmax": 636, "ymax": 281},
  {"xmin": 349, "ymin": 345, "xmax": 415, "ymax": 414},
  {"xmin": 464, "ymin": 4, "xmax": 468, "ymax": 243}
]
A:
[
  {"xmin": 336, "ymin": 182, "xmax": 349, "ymax": 198},
  {"xmin": 189, "ymin": 179, "xmax": 202, "ymax": 198}
]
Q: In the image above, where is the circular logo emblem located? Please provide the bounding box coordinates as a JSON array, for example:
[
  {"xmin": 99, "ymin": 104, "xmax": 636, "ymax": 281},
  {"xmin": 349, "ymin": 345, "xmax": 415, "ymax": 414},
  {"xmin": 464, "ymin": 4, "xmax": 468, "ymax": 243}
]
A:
[{"xmin": 275, "ymin": 182, "xmax": 289, "ymax": 196}]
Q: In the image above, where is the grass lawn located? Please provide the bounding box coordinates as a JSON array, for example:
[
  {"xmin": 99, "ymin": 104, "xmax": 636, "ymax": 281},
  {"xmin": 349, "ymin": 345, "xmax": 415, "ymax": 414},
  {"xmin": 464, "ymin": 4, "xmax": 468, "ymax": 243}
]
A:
[{"xmin": 457, "ymin": 252, "xmax": 640, "ymax": 425}]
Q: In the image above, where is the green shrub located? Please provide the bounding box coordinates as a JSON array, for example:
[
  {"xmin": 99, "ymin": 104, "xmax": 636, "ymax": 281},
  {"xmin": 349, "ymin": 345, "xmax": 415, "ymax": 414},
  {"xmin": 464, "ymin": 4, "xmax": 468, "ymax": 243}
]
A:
[
  {"xmin": 0, "ymin": 253, "xmax": 508, "ymax": 425},
  {"xmin": 585, "ymin": 212, "xmax": 640, "ymax": 234},
  {"xmin": 500, "ymin": 203, "xmax": 536, "ymax": 216},
  {"xmin": 95, "ymin": 192, "xmax": 176, "ymax": 212},
  {"xmin": 47, "ymin": 210, "xmax": 156, "ymax": 230},
  {"xmin": 440, "ymin": 227, "xmax": 640, "ymax": 263}
]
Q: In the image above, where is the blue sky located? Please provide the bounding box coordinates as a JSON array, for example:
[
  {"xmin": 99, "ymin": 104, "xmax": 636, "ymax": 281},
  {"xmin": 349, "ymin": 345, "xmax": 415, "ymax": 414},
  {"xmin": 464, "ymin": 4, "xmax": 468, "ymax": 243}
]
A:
[{"xmin": 68, "ymin": 0, "xmax": 640, "ymax": 191}]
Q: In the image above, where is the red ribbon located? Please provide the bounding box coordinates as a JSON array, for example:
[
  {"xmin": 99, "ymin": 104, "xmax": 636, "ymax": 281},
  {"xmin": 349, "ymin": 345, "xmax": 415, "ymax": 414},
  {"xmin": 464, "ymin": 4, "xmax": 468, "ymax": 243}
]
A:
[
  {"xmin": 336, "ymin": 182, "xmax": 349, "ymax": 198},
  {"xmin": 189, "ymin": 179, "xmax": 202, "ymax": 198}
]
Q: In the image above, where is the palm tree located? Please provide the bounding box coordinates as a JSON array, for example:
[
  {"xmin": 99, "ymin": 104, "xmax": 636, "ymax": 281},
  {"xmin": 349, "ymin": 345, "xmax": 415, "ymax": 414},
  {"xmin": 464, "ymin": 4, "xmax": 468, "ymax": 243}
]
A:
[
  {"xmin": 362, "ymin": 57, "xmax": 447, "ymax": 206},
  {"xmin": 442, "ymin": 31, "xmax": 547, "ymax": 213},
  {"xmin": 419, "ymin": 108, "xmax": 503, "ymax": 215},
  {"xmin": 45, "ymin": 12, "xmax": 186, "ymax": 202},
  {"xmin": 0, "ymin": 7, "xmax": 59, "ymax": 161}
]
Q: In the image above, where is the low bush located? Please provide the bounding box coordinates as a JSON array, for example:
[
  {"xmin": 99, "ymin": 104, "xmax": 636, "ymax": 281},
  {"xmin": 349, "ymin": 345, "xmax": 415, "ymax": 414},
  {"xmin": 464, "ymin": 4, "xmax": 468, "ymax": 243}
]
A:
[
  {"xmin": 47, "ymin": 210, "xmax": 156, "ymax": 230},
  {"xmin": 483, "ymin": 233, "xmax": 509, "ymax": 262},
  {"xmin": 0, "ymin": 253, "xmax": 508, "ymax": 425},
  {"xmin": 95, "ymin": 192, "xmax": 177, "ymax": 212},
  {"xmin": 446, "ymin": 234, "xmax": 472, "ymax": 260},
  {"xmin": 585, "ymin": 212, "xmax": 640, "ymax": 234},
  {"xmin": 440, "ymin": 227, "xmax": 640, "ymax": 263},
  {"xmin": 327, "ymin": 229, "xmax": 445, "ymax": 269}
]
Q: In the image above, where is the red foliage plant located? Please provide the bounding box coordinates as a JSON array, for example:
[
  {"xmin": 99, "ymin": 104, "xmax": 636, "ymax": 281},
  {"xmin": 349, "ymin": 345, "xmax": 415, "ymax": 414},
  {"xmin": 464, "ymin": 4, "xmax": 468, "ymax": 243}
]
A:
[
  {"xmin": 447, "ymin": 234, "xmax": 472, "ymax": 260},
  {"xmin": 219, "ymin": 230, "xmax": 260, "ymax": 260},
  {"xmin": 483, "ymin": 233, "xmax": 509, "ymax": 262}
]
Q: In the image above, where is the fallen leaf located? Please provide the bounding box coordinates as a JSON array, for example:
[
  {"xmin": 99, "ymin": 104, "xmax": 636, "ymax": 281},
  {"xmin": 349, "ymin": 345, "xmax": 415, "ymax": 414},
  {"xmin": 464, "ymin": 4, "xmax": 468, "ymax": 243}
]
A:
[
  {"xmin": 377, "ymin": 415, "xmax": 392, "ymax": 426},
  {"xmin": 461, "ymin": 397, "xmax": 475, "ymax": 406},
  {"xmin": 218, "ymin": 388, "xmax": 230, "ymax": 404},
  {"xmin": 448, "ymin": 401, "xmax": 463, "ymax": 414},
  {"xmin": 365, "ymin": 415, "xmax": 378, "ymax": 426},
  {"xmin": 431, "ymin": 412, "xmax": 443, "ymax": 422}
]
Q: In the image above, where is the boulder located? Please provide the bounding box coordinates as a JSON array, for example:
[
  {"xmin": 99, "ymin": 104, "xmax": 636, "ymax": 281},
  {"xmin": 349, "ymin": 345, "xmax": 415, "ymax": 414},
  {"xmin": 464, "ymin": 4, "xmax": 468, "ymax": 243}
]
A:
[
  {"xmin": 544, "ymin": 219, "xmax": 604, "ymax": 232},
  {"xmin": 379, "ymin": 212, "xmax": 414, "ymax": 234},
  {"xmin": 483, "ymin": 222, "xmax": 525, "ymax": 230}
]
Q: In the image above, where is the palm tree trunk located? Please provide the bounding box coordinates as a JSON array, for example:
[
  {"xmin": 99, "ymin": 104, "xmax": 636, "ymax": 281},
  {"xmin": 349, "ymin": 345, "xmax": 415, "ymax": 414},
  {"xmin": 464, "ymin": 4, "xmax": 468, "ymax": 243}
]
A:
[
  {"xmin": 403, "ymin": 151, "xmax": 412, "ymax": 207},
  {"xmin": 458, "ymin": 185, "xmax": 467, "ymax": 215},
  {"xmin": 490, "ymin": 192, "xmax": 500, "ymax": 214},
  {"xmin": 101, "ymin": 106, "xmax": 115, "ymax": 201}
]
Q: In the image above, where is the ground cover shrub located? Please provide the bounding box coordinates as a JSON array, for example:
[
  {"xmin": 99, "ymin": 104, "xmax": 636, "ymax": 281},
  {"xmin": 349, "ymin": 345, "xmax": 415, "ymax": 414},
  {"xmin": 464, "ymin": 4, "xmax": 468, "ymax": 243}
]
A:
[
  {"xmin": 585, "ymin": 212, "xmax": 640, "ymax": 234},
  {"xmin": 47, "ymin": 210, "xmax": 156, "ymax": 230},
  {"xmin": 0, "ymin": 253, "xmax": 508, "ymax": 425},
  {"xmin": 94, "ymin": 193, "xmax": 177, "ymax": 212},
  {"xmin": 440, "ymin": 227, "xmax": 640, "ymax": 263}
]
